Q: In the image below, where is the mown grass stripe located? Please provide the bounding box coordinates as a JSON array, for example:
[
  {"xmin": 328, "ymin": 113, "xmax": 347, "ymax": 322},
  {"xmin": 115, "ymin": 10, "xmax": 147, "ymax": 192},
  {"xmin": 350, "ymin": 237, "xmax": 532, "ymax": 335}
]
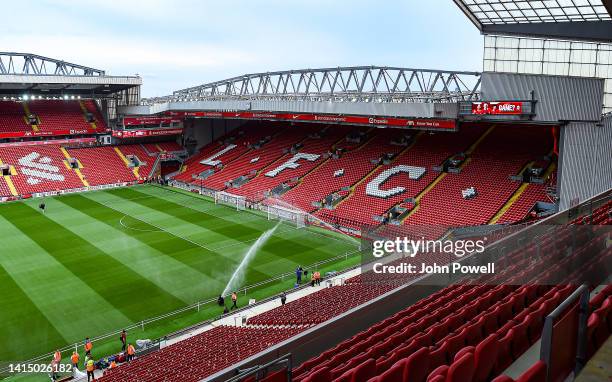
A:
[
  {"xmin": 0, "ymin": 203, "xmax": 185, "ymax": 323},
  {"xmin": 0, "ymin": 263, "xmax": 65, "ymax": 361},
  {"xmin": 102, "ymin": 187, "xmax": 357, "ymax": 284},
  {"xmin": 107, "ymin": 187, "xmax": 264, "ymax": 240},
  {"xmin": 53, "ymin": 194, "xmax": 231, "ymax": 296},
  {"xmin": 81, "ymin": 191, "xmax": 273, "ymax": 283},
  {"xmin": 0, "ymin": 213, "xmax": 130, "ymax": 345},
  {"xmin": 106, "ymin": 187, "xmax": 325, "ymax": 256}
]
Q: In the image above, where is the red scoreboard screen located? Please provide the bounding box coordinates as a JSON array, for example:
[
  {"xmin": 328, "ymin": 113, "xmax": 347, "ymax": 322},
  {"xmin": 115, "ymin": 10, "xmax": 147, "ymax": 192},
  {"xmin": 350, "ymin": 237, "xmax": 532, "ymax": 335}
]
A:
[{"xmin": 471, "ymin": 101, "xmax": 523, "ymax": 115}]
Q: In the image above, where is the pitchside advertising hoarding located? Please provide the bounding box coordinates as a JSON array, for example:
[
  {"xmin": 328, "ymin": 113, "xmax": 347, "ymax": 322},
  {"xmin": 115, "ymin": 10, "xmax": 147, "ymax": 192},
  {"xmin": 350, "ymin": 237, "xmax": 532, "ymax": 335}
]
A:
[{"xmin": 161, "ymin": 111, "xmax": 457, "ymax": 130}]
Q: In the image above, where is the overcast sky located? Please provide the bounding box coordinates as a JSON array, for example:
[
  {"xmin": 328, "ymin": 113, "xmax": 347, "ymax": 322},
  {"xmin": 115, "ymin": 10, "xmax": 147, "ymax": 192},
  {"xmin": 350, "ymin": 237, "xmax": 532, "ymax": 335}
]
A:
[{"xmin": 1, "ymin": 0, "xmax": 483, "ymax": 97}]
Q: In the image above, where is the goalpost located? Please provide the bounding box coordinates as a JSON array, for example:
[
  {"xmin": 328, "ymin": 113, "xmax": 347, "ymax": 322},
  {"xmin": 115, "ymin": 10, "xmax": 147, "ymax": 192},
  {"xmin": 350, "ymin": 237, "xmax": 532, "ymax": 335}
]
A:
[
  {"xmin": 266, "ymin": 204, "xmax": 307, "ymax": 228},
  {"xmin": 215, "ymin": 191, "xmax": 246, "ymax": 211}
]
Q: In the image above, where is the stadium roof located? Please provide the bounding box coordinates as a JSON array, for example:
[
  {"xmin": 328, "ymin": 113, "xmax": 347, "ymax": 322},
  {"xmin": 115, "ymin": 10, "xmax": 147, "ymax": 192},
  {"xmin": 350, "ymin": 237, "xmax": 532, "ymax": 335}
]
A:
[
  {"xmin": 454, "ymin": 0, "xmax": 612, "ymax": 41},
  {"xmin": 144, "ymin": 66, "xmax": 481, "ymax": 105},
  {"xmin": 0, "ymin": 52, "xmax": 141, "ymax": 97}
]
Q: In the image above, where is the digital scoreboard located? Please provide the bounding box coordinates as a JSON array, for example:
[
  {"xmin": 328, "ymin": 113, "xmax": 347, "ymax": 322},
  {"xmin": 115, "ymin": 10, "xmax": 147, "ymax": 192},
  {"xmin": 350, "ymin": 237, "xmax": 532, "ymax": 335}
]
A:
[{"xmin": 471, "ymin": 101, "xmax": 523, "ymax": 115}]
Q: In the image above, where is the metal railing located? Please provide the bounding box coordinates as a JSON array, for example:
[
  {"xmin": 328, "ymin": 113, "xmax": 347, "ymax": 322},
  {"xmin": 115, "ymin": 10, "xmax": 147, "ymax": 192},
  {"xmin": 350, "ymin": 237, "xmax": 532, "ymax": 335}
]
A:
[{"xmin": 222, "ymin": 354, "xmax": 292, "ymax": 382}]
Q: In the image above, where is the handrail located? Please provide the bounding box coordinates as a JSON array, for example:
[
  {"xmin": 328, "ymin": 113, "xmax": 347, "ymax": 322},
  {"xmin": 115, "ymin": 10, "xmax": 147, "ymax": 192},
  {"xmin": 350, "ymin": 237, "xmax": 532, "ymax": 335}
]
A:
[{"xmin": 223, "ymin": 354, "xmax": 292, "ymax": 382}]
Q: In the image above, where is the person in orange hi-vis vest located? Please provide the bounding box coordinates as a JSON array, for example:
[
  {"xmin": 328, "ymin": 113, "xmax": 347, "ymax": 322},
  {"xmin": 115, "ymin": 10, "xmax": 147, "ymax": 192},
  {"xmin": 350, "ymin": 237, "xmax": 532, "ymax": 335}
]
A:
[
  {"xmin": 86, "ymin": 357, "xmax": 95, "ymax": 382},
  {"xmin": 127, "ymin": 343, "xmax": 135, "ymax": 361},
  {"xmin": 84, "ymin": 337, "xmax": 93, "ymax": 356},
  {"xmin": 71, "ymin": 351, "xmax": 80, "ymax": 369}
]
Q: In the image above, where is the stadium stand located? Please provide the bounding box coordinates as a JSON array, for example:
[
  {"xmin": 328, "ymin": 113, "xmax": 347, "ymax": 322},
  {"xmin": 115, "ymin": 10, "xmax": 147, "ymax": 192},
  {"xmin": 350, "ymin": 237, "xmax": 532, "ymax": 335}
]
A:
[
  {"xmin": 0, "ymin": 101, "xmax": 31, "ymax": 134},
  {"xmin": 171, "ymin": 124, "xmax": 556, "ymax": 229},
  {"xmin": 280, "ymin": 128, "xmax": 406, "ymax": 212},
  {"xmin": 100, "ymin": 326, "xmax": 304, "ymax": 382},
  {"xmin": 246, "ymin": 282, "xmax": 396, "ymax": 327},
  {"xmin": 496, "ymin": 183, "xmax": 550, "ymax": 224},
  {"xmin": 0, "ymin": 175, "xmax": 13, "ymax": 197},
  {"xmin": 406, "ymin": 126, "xmax": 552, "ymax": 227},
  {"xmin": 199, "ymin": 126, "xmax": 314, "ymax": 191},
  {"xmin": 231, "ymin": 125, "xmax": 353, "ymax": 201},
  {"xmin": 315, "ymin": 126, "xmax": 488, "ymax": 229},
  {"xmin": 175, "ymin": 124, "xmax": 277, "ymax": 184},
  {"xmin": 0, "ymin": 99, "xmax": 107, "ymax": 136},
  {"xmin": 142, "ymin": 141, "xmax": 183, "ymax": 153},
  {"xmin": 66, "ymin": 146, "xmax": 138, "ymax": 185},
  {"xmin": 291, "ymin": 203, "xmax": 610, "ymax": 382},
  {"xmin": 81, "ymin": 99, "xmax": 107, "ymax": 130},
  {"xmin": 0, "ymin": 138, "xmax": 181, "ymax": 198},
  {"xmin": 0, "ymin": 144, "xmax": 85, "ymax": 195},
  {"xmin": 28, "ymin": 100, "xmax": 97, "ymax": 133},
  {"xmin": 116, "ymin": 144, "xmax": 156, "ymax": 177}
]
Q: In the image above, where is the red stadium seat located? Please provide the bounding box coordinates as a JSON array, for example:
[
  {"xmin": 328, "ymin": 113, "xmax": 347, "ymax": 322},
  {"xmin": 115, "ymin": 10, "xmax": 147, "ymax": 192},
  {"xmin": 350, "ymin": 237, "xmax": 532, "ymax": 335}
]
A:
[
  {"xmin": 446, "ymin": 352, "xmax": 475, "ymax": 382},
  {"xmin": 403, "ymin": 347, "xmax": 430, "ymax": 382},
  {"xmin": 333, "ymin": 359, "xmax": 376, "ymax": 382}
]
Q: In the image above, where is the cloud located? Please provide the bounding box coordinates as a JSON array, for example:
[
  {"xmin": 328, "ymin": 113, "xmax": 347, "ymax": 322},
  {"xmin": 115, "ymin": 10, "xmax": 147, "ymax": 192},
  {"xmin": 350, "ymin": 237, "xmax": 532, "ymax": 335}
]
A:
[{"xmin": 0, "ymin": 0, "xmax": 483, "ymax": 97}]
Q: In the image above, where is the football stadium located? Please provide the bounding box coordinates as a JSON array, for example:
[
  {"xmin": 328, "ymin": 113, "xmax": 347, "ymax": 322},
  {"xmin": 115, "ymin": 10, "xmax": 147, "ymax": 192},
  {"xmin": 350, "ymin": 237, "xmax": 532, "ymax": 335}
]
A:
[{"xmin": 0, "ymin": 1, "xmax": 611, "ymax": 382}]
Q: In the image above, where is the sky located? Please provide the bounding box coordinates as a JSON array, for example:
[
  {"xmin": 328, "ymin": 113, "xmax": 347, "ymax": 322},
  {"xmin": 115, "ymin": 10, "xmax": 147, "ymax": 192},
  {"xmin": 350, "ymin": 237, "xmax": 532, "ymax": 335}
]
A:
[{"xmin": 1, "ymin": 0, "xmax": 483, "ymax": 97}]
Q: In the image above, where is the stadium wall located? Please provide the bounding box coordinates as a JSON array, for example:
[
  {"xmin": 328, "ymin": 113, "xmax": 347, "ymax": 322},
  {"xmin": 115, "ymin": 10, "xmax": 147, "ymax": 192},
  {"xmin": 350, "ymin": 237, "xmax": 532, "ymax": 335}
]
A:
[{"xmin": 557, "ymin": 116, "xmax": 612, "ymax": 210}]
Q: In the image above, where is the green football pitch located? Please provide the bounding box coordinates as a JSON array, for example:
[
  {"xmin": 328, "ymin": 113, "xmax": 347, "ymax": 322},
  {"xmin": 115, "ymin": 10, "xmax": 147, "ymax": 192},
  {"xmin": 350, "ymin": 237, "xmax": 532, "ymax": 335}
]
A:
[{"xmin": 0, "ymin": 185, "xmax": 359, "ymax": 374}]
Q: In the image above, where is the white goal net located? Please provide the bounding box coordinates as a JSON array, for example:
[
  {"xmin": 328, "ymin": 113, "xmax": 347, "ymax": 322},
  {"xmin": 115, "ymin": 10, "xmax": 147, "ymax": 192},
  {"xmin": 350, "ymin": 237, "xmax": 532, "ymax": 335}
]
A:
[
  {"xmin": 266, "ymin": 204, "xmax": 307, "ymax": 228},
  {"xmin": 215, "ymin": 191, "xmax": 246, "ymax": 210}
]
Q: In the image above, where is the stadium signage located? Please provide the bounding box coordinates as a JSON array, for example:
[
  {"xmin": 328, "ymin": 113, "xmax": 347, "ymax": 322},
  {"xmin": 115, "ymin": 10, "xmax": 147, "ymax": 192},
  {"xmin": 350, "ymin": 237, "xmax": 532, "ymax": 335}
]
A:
[
  {"xmin": 0, "ymin": 128, "xmax": 107, "ymax": 139},
  {"xmin": 0, "ymin": 138, "xmax": 96, "ymax": 148},
  {"xmin": 471, "ymin": 101, "xmax": 523, "ymax": 115},
  {"xmin": 123, "ymin": 116, "xmax": 183, "ymax": 126},
  {"xmin": 163, "ymin": 111, "xmax": 457, "ymax": 130},
  {"xmin": 112, "ymin": 128, "xmax": 184, "ymax": 138}
]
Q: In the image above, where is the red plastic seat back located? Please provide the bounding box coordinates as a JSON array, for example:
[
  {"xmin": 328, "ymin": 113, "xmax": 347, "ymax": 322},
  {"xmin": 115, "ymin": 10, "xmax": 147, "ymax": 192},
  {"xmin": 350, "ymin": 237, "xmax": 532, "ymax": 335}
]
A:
[
  {"xmin": 404, "ymin": 347, "xmax": 430, "ymax": 382},
  {"xmin": 446, "ymin": 352, "xmax": 475, "ymax": 382},
  {"xmin": 473, "ymin": 334, "xmax": 499, "ymax": 382},
  {"xmin": 516, "ymin": 360, "xmax": 546, "ymax": 382}
]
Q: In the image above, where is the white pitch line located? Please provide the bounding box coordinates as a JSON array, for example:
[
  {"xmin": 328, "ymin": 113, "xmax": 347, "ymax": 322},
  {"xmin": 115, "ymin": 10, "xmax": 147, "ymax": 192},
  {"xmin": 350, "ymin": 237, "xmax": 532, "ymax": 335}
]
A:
[
  {"xmin": 92, "ymin": 197, "xmax": 220, "ymax": 253},
  {"xmin": 119, "ymin": 215, "xmax": 163, "ymax": 233},
  {"xmin": 101, "ymin": 186, "xmax": 359, "ymax": 255},
  {"xmin": 145, "ymin": 186, "xmax": 360, "ymax": 248}
]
